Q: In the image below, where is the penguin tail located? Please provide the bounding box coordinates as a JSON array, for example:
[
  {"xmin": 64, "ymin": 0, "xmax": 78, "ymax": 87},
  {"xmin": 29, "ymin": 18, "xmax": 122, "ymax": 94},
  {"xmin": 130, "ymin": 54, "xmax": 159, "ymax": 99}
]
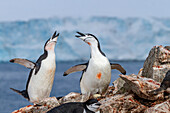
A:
[
  {"xmin": 56, "ymin": 96, "xmax": 63, "ymax": 100},
  {"xmin": 10, "ymin": 88, "xmax": 29, "ymax": 100}
]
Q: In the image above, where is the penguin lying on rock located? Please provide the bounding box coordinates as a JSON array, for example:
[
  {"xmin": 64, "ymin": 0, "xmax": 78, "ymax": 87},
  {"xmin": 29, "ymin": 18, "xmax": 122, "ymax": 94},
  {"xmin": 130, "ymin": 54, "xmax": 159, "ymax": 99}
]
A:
[
  {"xmin": 149, "ymin": 70, "xmax": 170, "ymax": 98},
  {"xmin": 10, "ymin": 31, "xmax": 59, "ymax": 103},
  {"xmin": 47, "ymin": 99, "xmax": 101, "ymax": 113},
  {"xmin": 64, "ymin": 32, "xmax": 126, "ymax": 96}
]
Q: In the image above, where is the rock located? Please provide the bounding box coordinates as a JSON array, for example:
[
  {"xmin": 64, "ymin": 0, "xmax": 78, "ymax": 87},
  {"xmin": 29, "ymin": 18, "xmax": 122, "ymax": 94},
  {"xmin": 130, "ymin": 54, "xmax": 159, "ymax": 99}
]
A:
[
  {"xmin": 142, "ymin": 45, "xmax": 170, "ymax": 82},
  {"xmin": 112, "ymin": 77, "xmax": 126, "ymax": 94},
  {"xmin": 12, "ymin": 78, "xmax": 169, "ymax": 113},
  {"xmin": 12, "ymin": 97, "xmax": 59, "ymax": 113},
  {"xmin": 144, "ymin": 99, "xmax": 170, "ymax": 113},
  {"xmin": 59, "ymin": 92, "xmax": 89, "ymax": 104},
  {"xmin": 120, "ymin": 74, "xmax": 164, "ymax": 100},
  {"xmin": 12, "ymin": 45, "xmax": 170, "ymax": 113},
  {"xmin": 112, "ymin": 74, "xmax": 146, "ymax": 95},
  {"xmin": 99, "ymin": 93, "xmax": 146, "ymax": 113},
  {"xmin": 148, "ymin": 70, "xmax": 170, "ymax": 97}
]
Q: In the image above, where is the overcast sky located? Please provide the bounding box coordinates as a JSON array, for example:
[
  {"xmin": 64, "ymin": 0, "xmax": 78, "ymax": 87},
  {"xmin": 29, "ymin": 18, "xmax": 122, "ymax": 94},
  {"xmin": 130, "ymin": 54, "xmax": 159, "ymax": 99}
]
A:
[{"xmin": 0, "ymin": 0, "xmax": 170, "ymax": 22}]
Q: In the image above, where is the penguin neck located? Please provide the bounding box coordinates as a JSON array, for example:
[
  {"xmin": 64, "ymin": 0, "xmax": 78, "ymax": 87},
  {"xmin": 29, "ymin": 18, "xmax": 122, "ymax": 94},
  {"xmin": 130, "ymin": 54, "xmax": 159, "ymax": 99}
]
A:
[
  {"xmin": 44, "ymin": 49, "xmax": 55, "ymax": 60},
  {"xmin": 47, "ymin": 50, "xmax": 55, "ymax": 57},
  {"xmin": 90, "ymin": 43, "xmax": 105, "ymax": 58},
  {"xmin": 86, "ymin": 105, "xmax": 97, "ymax": 113}
]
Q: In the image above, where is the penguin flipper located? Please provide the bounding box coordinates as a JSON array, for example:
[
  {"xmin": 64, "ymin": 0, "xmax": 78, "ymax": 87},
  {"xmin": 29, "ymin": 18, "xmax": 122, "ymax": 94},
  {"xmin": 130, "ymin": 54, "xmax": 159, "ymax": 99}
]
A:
[
  {"xmin": 63, "ymin": 64, "xmax": 87, "ymax": 76},
  {"xmin": 110, "ymin": 63, "xmax": 126, "ymax": 75},
  {"xmin": 10, "ymin": 58, "xmax": 35, "ymax": 69},
  {"xmin": 10, "ymin": 88, "xmax": 29, "ymax": 100}
]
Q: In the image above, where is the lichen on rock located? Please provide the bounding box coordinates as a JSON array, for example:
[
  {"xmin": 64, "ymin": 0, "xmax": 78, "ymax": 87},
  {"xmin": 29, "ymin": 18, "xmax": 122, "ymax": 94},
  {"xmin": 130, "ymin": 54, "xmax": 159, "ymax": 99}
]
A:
[{"xmin": 142, "ymin": 45, "xmax": 170, "ymax": 82}]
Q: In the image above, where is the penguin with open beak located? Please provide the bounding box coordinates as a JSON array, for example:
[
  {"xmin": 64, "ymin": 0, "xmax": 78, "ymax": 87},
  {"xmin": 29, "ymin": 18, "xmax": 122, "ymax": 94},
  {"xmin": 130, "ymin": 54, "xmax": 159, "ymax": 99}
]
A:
[
  {"xmin": 64, "ymin": 32, "xmax": 126, "ymax": 96},
  {"xmin": 10, "ymin": 31, "xmax": 59, "ymax": 103}
]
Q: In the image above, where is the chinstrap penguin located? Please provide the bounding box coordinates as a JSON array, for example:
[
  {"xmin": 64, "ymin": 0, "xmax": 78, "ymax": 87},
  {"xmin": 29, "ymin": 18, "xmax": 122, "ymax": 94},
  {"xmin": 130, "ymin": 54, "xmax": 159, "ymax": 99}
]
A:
[
  {"xmin": 47, "ymin": 99, "xmax": 101, "ymax": 113},
  {"xmin": 10, "ymin": 31, "xmax": 59, "ymax": 103},
  {"xmin": 64, "ymin": 32, "xmax": 126, "ymax": 96},
  {"xmin": 149, "ymin": 70, "xmax": 170, "ymax": 98}
]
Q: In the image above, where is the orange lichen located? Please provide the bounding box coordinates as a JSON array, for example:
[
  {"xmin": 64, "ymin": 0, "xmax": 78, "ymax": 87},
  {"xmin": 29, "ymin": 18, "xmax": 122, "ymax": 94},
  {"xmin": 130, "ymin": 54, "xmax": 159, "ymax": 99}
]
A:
[
  {"xmin": 152, "ymin": 65, "xmax": 162, "ymax": 68},
  {"xmin": 138, "ymin": 80, "xmax": 144, "ymax": 88},
  {"xmin": 27, "ymin": 105, "xmax": 32, "ymax": 107},
  {"xmin": 147, "ymin": 80, "xmax": 160, "ymax": 86},
  {"xmin": 129, "ymin": 98, "xmax": 134, "ymax": 102},
  {"xmin": 147, "ymin": 80, "xmax": 153, "ymax": 83},
  {"xmin": 96, "ymin": 72, "xmax": 102, "ymax": 79},
  {"xmin": 135, "ymin": 100, "xmax": 140, "ymax": 104}
]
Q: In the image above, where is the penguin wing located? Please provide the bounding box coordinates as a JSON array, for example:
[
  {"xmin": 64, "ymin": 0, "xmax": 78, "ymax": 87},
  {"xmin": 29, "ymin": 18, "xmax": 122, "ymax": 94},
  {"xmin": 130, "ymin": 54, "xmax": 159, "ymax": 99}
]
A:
[
  {"xmin": 110, "ymin": 63, "xmax": 126, "ymax": 75},
  {"xmin": 63, "ymin": 64, "xmax": 87, "ymax": 76},
  {"xmin": 10, "ymin": 58, "xmax": 35, "ymax": 69}
]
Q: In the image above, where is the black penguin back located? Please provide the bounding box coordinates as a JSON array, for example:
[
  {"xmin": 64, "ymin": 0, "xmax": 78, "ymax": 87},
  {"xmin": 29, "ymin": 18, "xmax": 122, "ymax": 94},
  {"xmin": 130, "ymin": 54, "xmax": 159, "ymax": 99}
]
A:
[
  {"xmin": 47, "ymin": 102, "xmax": 84, "ymax": 113},
  {"xmin": 160, "ymin": 70, "xmax": 170, "ymax": 90}
]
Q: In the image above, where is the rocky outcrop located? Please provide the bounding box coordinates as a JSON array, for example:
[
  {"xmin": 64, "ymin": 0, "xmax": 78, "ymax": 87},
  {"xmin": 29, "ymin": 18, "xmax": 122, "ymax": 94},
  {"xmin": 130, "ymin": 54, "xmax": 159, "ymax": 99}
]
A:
[
  {"xmin": 12, "ymin": 45, "xmax": 170, "ymax": 113},
  {"xmin": 12, "ymin": 75, "xmax": 169, "ymax": 113},
  {"xmin": 12, "ymin": 97, "xmax": 59, "ymax": 113},
  {"xmin": 119, "ymin": 74, "xmax": 163, "ymax": 100},
  {"xmin": 142, "ymin": 45, "xmax": 170, "ymax": 82},
  {"xmin": 99, "ymin": 93, "xmax": 146, "ymax": 113},
  {"xmin": 144, "ymin": 99, "xmax": 170, "ymax": 113}
]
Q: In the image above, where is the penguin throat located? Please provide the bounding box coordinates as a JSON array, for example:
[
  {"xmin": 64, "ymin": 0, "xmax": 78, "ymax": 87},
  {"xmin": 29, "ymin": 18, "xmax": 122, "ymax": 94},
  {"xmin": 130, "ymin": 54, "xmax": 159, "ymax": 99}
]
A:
[
  {"xmin": 90, "ymin": 45, "xmax": 105, "ymax": 58},
  {"xmin": 86, "ymin": 105, "xmax": 99, "ymax": 112},
  {"xmin": 45, "ymin": 42, "xmax": 56, "ymax": 51}
]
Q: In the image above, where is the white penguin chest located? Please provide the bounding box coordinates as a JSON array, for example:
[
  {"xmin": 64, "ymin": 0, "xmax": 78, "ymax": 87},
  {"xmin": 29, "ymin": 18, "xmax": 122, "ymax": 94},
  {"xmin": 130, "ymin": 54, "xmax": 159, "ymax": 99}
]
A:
[
  {"xmin": 28, "ymin": 54, "xmax": 56, "ymax": 102},
  {"xmin": 81, "ymin": 57, "xmax": 111, "ymax": 89},
  {"xmin": 85, "ymin": 57, "xmax": 111, "ymax": 80}
]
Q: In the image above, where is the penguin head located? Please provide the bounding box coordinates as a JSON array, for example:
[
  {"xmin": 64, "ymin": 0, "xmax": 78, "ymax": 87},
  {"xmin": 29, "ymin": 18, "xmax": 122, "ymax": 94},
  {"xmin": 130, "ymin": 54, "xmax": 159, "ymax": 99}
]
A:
[
  {"xmin": 75, "ymin": 32, "xmax": 99, "ymax": 46},
  {"xmin": 85, "ymin": 99, "xmax": 101, "ymax": 112},
  {"xmin": 44, "ymin": 31, "xmax": 59, "ymax": 51}
]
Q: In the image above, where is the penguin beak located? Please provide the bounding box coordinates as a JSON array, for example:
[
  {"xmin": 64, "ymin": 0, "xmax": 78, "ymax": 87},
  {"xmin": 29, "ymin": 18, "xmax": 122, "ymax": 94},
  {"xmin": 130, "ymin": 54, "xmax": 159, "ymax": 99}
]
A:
[
  {"xmin": 95, "ymin": 102, "xmax": 101, "ymax": 106},
  {"xmin": 75, "ymin": 32, "xmax": 85, "ymax": 37},
  {"xmin": 75, "ymin": 32, "xmax": 86, "ymax": 41},
  {"xmin": 50, "ymin": 31, "xmax": 60, "ymax": 43}
]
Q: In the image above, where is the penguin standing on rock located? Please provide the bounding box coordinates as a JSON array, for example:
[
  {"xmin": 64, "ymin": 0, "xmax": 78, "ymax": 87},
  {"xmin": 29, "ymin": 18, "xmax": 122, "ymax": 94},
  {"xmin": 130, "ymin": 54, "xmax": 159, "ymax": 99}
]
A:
[
  {"xmin": 10, "ymin": 31, "xmax": 59, "ymax": 103},
  {"xmin": 47, "ymin": 99, "xmax": 101, "ymax": 113},
  {"xmin": 64, "ymin": 32, "xmax": 126, "ymax": 96}
]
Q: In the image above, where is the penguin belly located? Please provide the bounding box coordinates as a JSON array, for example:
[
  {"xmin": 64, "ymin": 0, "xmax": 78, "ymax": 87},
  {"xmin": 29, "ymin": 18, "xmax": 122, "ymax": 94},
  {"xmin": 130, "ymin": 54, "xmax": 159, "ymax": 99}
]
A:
[
  {"xmin": 28, "ymin": 57, "xmax": 56, "ymax": 103},
  {"xmin": 80, "ymin": 57, "xmax": 111, "ymax": 95}
]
